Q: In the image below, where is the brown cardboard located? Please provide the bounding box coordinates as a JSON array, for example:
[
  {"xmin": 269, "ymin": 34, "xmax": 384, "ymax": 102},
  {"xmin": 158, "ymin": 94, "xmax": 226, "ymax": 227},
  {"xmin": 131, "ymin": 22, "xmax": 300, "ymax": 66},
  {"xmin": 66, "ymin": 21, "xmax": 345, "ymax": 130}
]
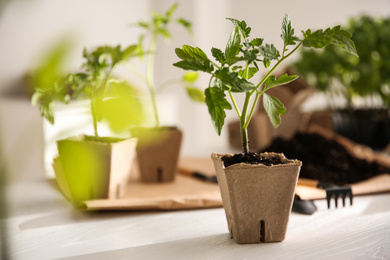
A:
[
  {"xmin": 53, "ymin": 135, "xmax": 137, "ymax": 205},
  {"xmin": 135, "ymin": 127, "xmax": 183, "ymax": 182},
  {"xmin": 81, "ymin": 157, "xmax": 221, "ymax": 210},
  {"xmin": 212, "ymin": 152, "xmax": 302, "ymax": 243}
]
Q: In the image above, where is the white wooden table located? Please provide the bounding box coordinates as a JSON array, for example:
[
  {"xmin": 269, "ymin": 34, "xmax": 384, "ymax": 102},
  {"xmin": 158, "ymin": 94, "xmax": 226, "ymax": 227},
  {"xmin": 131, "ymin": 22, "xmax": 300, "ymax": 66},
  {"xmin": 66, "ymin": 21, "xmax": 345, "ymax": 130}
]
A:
[{"xmin": 3, "ymin": 173, "xmax": 390, "ymax": 260}]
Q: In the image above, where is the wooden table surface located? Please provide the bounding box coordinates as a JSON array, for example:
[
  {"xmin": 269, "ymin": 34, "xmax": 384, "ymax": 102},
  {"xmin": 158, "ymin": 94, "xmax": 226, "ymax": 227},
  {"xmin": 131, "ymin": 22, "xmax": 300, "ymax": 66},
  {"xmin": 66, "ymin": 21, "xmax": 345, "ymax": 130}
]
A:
[{"xmin": 3, "ymin": 170, "xmax": 390, "ymax": 260}]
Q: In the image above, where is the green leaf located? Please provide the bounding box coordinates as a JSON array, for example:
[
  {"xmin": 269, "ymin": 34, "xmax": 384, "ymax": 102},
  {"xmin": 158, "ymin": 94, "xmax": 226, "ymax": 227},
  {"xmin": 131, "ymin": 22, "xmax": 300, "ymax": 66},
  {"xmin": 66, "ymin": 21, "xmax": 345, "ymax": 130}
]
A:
[
  {"xmin": 182, "ymin": 72, "xmax": 199, "ymax": 83},
  {"xmin": 226, "ymin": 18, "xmax": 251, "ymax": 38},
  {"xmin": 259, "ymin": 44, "xmax": 281, "ymax": 60},
  {"xmin": 185, "ymin": 87, "xmax": 205, "ymax": 103},
  {"xmin": 250, "ymin": 38, "xmax": 264, "ymax": 47},
  {"xmin": 121, "ymin": 45, "xmax": 138, "ymax": 60},
  {"xmin": 225, "ymin": 27, "xmax": 241, "ymax": 62},
  {"xmin": 95, "ymin": 81, "xmax": 145, "ymax": 132},
  {"xmin": 177, "ymin": 18, "xmax": 192, "ymax": 34},
  {"xmin": 211, "ymin": 47, "xmax": 226, "ymax": 64},
  {"xmin": 174, "ymin": 46, "xmax": 213, "ymax": 72},
  {"xmin": 166, "ymin": 3, "xmax": 178, "ymax": 18},
  {"xmin": 214, "ymin": 68, "xmax": 256, "ymax": 92},
  {"xmin": 263, "ymin": 93, "xmax": 286, "ymax": 127},
  {"xmin": 281, "ymin": 14, "xmax": 296, "ymax": 46},
  {"xmin": 302, "ymin": 26, "xmax": 358, "ymax": 57},
  {"xmin": 173, "ymin": 60, "xmax": 213, "ymax": 73},
  {"xmin": 263, "ymin": 58, "xmax": 271, "ymax": 69},
  {"xmin": 238, "ymin": 67, "xmax": 258, "ymax": 80},
  {"xmin": 175, "ymin": 45, "xmax": 209, "ymax": 61},
  {"xmin": 264, "ymin": 73, "xmax": 298, "ymax": 91},
  {"xmin": 205, "ymin": 87, "xmax": 232, "ymax": 135}
]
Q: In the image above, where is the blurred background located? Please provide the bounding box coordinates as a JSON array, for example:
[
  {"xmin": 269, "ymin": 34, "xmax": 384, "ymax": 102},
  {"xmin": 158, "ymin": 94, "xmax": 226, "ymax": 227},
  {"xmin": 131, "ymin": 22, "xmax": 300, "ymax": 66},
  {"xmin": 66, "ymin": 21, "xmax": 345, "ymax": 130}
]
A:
[{"xmin": 1, "ymin": 0, "xmax": 390, "ymax": 180}]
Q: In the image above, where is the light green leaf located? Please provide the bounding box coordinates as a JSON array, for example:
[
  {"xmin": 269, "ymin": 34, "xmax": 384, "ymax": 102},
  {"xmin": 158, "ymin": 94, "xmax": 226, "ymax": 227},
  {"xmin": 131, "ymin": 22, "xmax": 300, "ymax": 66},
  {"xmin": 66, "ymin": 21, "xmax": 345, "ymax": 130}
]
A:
[
  {"xmin": 225, "ymin": 27, "xmax": 241, "ymax": 62},
  {"xmin": 281, "ymin": 14, "xmax": 296, "ymax": 46},
  {"xmin": 183, "ymin": 72, "xmax": 199, "ymax": 83},
  {"xmin": 205, "ymin": 87, "xmax": 232, "ymax": 135},
  {"xmin": 302, "ymin": 26, "xmax": 358, "ymax": 57},
  {"xmin": 226, "ymin": 18, "xmax": 251, "ymax": 38},
  {"xmin": 185, "ymin": 87, "xmax": 205, "ymax": 103},
  {"xmin": 259, "ymin": 44, "xmax": 280, "ymax": 60},
  {"xmin": 238, "ymin": 67, "xmax": 258, "ymax": 80},
  {"xmin": 95, "ymin": 81, "xmax": 145, "ymax": 133},
  {"xmin": 177, "ymin": 18, "xmax": 192, "ymax": 34},
  {"xmin": 263, "ymin": 93, "xmax": 286, "ymax": 127},
  {"xmin": 264, "ymin": 73, "xmax": 298, "ymax": 91},
  {"xmin": 177, "ymin": 45, "xmax": 209, "ymax": 61}
]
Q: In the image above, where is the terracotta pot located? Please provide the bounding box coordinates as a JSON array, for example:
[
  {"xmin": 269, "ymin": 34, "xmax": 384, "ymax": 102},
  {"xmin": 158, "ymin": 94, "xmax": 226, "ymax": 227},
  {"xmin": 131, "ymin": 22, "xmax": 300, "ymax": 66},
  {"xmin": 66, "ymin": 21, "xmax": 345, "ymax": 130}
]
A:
[
  {"xmin": 211, "ymin": 152, "xmax": 302, "ymax": 244},
  {"xmin": 133, "ymin": 127, "xmax": 183, "ymax": 182},
  {"xmin": 53, "ymin": 135, "xmax": 137, "ymax": 206}
]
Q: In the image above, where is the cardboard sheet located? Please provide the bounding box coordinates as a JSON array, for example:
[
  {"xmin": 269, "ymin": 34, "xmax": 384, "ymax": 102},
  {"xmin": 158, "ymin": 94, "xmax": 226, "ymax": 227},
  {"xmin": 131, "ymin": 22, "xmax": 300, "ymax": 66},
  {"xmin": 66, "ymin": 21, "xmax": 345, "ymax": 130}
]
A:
[
  {"xmin": 81, "ymin": 158, "xmax": 222, "ymax": 210},
  {"xmin": 75, "ymin": 155, "xmax": 390, "ymax": 211}
]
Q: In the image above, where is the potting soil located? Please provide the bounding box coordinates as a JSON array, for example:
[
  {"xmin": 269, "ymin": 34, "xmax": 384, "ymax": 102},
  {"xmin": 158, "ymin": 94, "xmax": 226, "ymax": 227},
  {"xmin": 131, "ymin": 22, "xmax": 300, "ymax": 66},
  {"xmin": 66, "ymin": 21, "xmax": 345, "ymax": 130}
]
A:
[{"xmin": 260, "ymin": 133, "xmax": 390, "ymax": 185}]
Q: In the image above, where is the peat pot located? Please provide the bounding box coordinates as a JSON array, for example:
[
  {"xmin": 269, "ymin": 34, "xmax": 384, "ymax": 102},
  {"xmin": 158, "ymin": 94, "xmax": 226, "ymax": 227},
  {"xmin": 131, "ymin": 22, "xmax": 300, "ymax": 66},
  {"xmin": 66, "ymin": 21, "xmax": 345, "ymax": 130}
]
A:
[
  {"xmin": 211, "ymin": 152, "xmax": 302, "ymax": 244},
  {"xmin": 132, "ymin": 126, "xmax": 183, "ymax": 182},
  {"xmin": 53, "ymin": 135, "xmax": 138, "ymax": 206}
]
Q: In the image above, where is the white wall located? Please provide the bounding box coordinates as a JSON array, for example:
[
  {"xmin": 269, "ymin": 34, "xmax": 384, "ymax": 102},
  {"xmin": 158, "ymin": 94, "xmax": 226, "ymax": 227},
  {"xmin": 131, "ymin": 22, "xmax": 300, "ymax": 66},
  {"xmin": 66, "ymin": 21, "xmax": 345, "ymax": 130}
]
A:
[{"xmin": 1, "ymin": 0, "xmax": 389, "ymax": 178}]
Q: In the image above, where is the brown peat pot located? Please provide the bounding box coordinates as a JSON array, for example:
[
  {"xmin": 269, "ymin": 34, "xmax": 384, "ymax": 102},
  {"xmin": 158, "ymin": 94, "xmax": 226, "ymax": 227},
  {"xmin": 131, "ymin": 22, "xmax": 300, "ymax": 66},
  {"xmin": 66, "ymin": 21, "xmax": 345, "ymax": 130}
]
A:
[
  {"xmin": 134, "ymin": 126, "xmax": 183, "ymax": 182},
  {"xmin": 211, "ymin": 152, "xmax": 302, "ymax": 244}
]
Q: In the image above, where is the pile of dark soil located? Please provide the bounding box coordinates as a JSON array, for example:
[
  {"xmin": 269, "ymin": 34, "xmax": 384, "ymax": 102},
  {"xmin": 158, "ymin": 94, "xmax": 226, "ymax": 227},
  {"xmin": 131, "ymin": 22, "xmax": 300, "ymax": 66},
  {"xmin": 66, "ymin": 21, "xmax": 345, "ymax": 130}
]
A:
[
  {"xmin": 222, "ymin": 153, "xmax": 283, "ymax": 168},
  {"xmin": 260, "ymin": 133, "xmax": 390, "ymax": 185}
]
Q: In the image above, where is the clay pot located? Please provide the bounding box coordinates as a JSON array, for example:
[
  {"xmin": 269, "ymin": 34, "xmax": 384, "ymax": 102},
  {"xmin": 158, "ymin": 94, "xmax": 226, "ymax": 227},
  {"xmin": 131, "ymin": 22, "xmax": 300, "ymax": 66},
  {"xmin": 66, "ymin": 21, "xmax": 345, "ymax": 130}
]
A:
[
  {"xmin": 211, "ymin": 152, "xmax": 302, "ymax": 244},
  {"xmin": 53, "ymin": 135, "xmax": 137, "ymax": 206},
  {"xmin": 133, "ymin": 127, "xmax": 183, "ymax": 182}
]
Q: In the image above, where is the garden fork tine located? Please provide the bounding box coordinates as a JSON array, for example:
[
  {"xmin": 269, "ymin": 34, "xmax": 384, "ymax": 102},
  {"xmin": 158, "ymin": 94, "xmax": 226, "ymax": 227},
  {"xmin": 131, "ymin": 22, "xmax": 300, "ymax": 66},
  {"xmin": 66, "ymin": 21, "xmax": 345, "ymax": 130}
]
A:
[
  {"xmin": 325, "ymin": 186, "xmax": 353, "ymax": 209},
  {"xmin": 298, "ymin": 178, "xmax": 354, "ymax": 209}
]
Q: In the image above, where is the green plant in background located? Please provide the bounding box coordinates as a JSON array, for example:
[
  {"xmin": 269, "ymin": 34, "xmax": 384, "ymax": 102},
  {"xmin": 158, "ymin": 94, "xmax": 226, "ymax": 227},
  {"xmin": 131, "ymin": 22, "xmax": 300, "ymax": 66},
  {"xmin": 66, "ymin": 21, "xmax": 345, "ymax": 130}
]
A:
[
  {"xmin": 32, "ymin": 44, "xmax": 145, "ymax": 137},
  {"xmin": 128, "ymin": 3, "xmax": 203, "ymax": 127},
  {"xmin": 174, "ymin": 14, "xmax": 358, "ymax": 154},
  {"xmin": 292, "ymin": 15, "xmax": 390, "ymax": 109}
]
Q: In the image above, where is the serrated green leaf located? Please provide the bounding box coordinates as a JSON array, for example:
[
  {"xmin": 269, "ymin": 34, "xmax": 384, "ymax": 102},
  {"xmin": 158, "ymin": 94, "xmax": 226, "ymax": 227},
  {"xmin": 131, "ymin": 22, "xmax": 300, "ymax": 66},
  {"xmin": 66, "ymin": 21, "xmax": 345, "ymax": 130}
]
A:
[
  {"xmin": 238, "ymin": 67, "xmax": 258, "ymax": 80},
  {"xmin": 264, "ymin": 73, "xmax": 298, "ymax": 91},
  {"xmin": 259, "ymin": 44, "xmax": 280, "ymax": 60},
  {"xmin": 226, "ymin": 18, "xmax": 251, "ymax": 38},
  {"xmin": 211, "ymin": 47, "xmax": 226, "ymax": 64},
  {"xmin": 263, "ymin": 93, "xmax": 286, "ymax": 127},
  {"xmin": 174, "ymin": 46, "xmax": 214, "ymax": 72},
  {"xmin": 225, "ymin": 27, "xmax": 241, "ymax": 62},
  {"xmin": 281, "ymin": 14, "xmax": 296, "ymax": 46},
  {"xmin": 250, "ymin": 38, "xmax": 264, "ymax": 47},
  {"xmin": 214, "ymin": 68, "xmax": 256, "ymax": 92},
  {"xmin": 173, "ymin": 60, "xmax": 213, "ymax": 73},
  {"xmin": 302, "ymin": 26, "xmax": 358, "ymax": 57},
  {"xmin": 205, "ymin": 87, "xmax": 232, "ymax": 135},
  {"xmin": 185, "ymin": 87, "xmax": 205, "ymax": 103},
  {"xmin": 176, "ymin": 45, "xmax": 209, "ymax": 61}
]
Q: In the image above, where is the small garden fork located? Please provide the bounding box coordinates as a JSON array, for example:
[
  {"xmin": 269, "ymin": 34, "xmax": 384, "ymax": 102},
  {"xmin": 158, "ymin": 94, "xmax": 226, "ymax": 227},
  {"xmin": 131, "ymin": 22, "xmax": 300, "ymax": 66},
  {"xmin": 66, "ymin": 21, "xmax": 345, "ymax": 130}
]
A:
[{"xmin": 298, "ymin": 178, "xmax": 353, "ymax": 209}]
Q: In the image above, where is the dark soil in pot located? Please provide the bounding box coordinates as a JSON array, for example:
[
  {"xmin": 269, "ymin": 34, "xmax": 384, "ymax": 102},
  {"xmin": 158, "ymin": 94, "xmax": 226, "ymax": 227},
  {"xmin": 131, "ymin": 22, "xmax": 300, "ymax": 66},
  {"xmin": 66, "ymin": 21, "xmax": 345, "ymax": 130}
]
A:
[
  {"xmin": 222, "ymin": 153, "xmax": 284, "ymax": 167},
  {"xmin": 260, "ymin": 132, "xmax": 390, "ymax": 186}
]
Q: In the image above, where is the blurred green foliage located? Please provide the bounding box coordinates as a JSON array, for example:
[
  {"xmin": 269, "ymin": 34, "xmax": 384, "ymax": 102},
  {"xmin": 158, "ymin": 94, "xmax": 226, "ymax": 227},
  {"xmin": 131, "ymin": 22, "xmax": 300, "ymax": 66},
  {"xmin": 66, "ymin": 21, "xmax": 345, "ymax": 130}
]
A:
[
  {"xmin": 32, "ymin": 44, "xmax": 145, "ymax": 137},
  {"xmin": 293, "ymin": 15, "xmax": 390, "ymax": 108}
]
